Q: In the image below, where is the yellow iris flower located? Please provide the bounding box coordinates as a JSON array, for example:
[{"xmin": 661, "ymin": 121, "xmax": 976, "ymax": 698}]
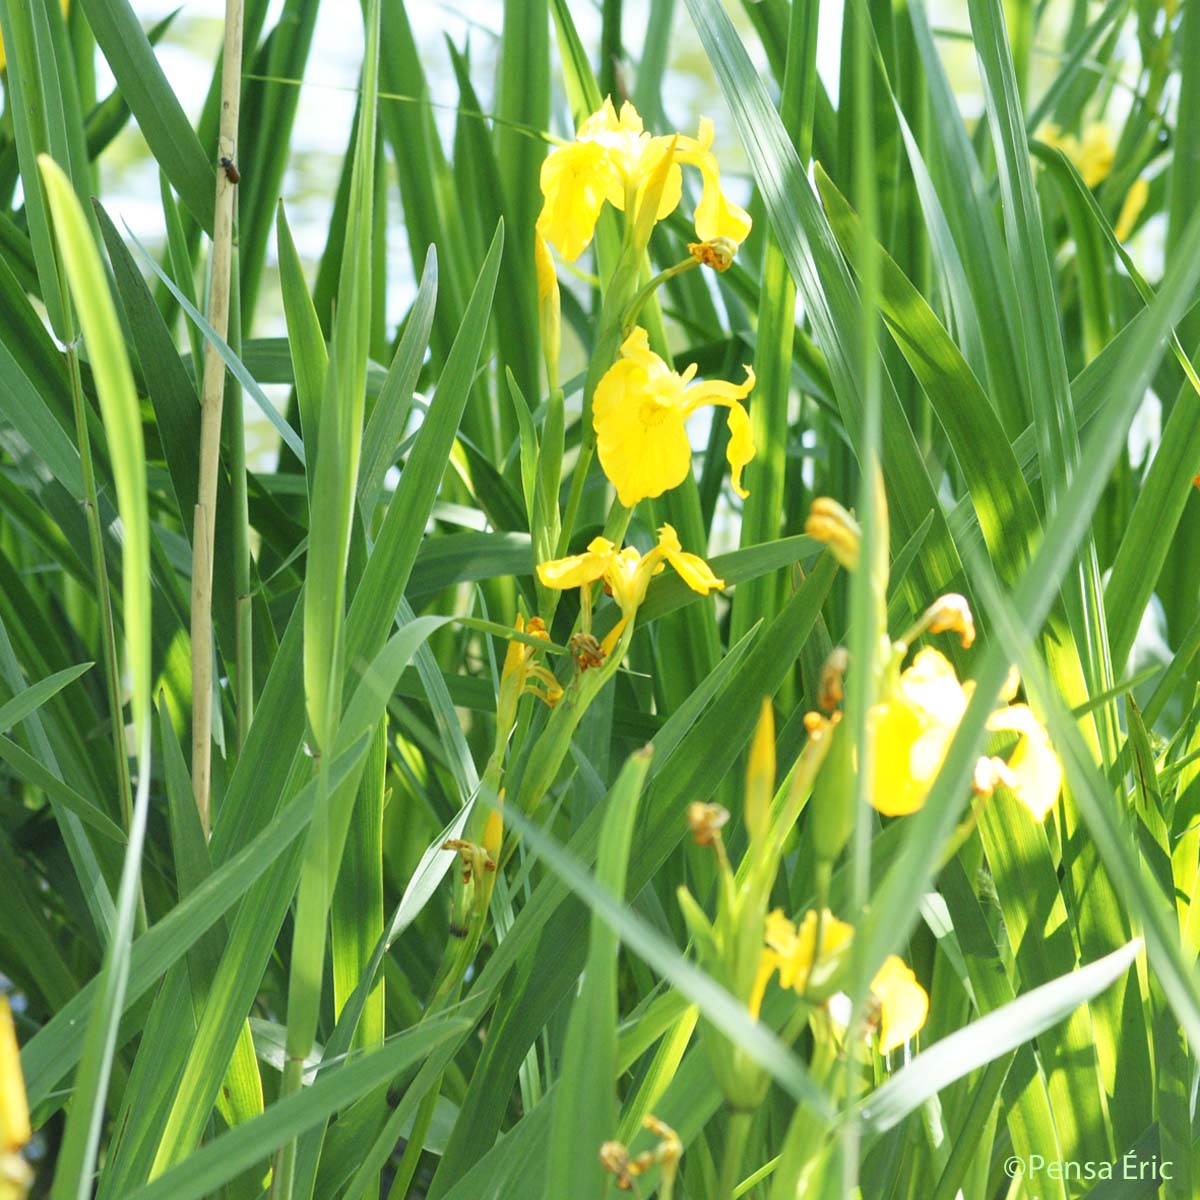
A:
[
  {"xmin": 537, "ymin": 97, "xmax": 752, "ymax": 262},
  {"xmin": 749, "ymin": 909, "xmax": 854, "ymax": 1013},
  {"xmin": 749, "ymin": 909, "xmax": 929, "ymax": 1054},
  {"xmin": 537, "ymin": 523, "xmax": 723, "ymax": 621},
  {"xmin": 1038, "ymin": 122, "xmax": 1115, "ymax": 188},
  {"xmin": 593, "ymin": 327, "xmax": 755, "ymax": 507},
  {"xmin": 868, "ymin": 647, "xmax": 1062, "ymax": 821},
  {"xmin": 869, "ymin": 956, "xmax": 931, "ymax": 1054}
]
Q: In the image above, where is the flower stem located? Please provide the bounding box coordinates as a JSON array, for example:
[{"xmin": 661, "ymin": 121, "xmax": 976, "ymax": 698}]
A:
[
  {"xmin": 557, "ymin": 441, "xmax": 594, "ymax": 557},
  {"xmin": 718, "ymin": 1109, "xmax": 753, "ymax": 1200},
  {"xmin": 623, "ymin": 256, "xmax": 699, "ymax": 333}
]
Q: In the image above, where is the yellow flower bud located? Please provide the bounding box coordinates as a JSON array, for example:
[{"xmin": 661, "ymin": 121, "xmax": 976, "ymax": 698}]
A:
[
  {"xmin": 744, "ymin": 698, "xmax": 775, "ymax": 842},
  {"xmin": 534, "ymin": 233, "xmax": 561, "ymax": 391},
  {"xmin": 496, "ymin": 616, "xmax": 558, "ymax": 744},
  {"xmin": 483, "ymin": 799, "xmax": 504, "ymax": 863}
]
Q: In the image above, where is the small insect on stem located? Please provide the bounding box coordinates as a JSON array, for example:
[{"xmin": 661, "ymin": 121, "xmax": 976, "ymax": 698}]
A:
[{"xmin": 219, "ymin": 156, "xmax": 241, "ymax": 184}]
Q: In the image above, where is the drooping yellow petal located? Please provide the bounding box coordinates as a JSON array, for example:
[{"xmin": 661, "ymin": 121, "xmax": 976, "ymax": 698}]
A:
[
  {"xmin": 593, "ymin": 342, "xmax": 692, "ymax": 507},
  {"xmin": 537, "ymin": 138, "xmax": 619, "ymax": 262},
  {"xmin": 657, "ymin": 523, "xmax": 725, "ymax": 595},
  {"xmin": 870, "ymin": 697, "xmax": 939, "ymax": 816},
  {"xmin": 682, "ymin": 370, "xmax": 756, "ymax": 499},
  {"xmin": 536, "ymin": 536, "xmax": 616, "ymax": 590},
  {"xmin": 871, "ymin": 956, "xmax": 929, "ymax": 1053},
  {"xmin": 676, "ymin": 117, "xmax": 753, "ymax": 244},
  {"xmin": 987, "ymin": 703, "xmax": 1063, "ymax": 821}
]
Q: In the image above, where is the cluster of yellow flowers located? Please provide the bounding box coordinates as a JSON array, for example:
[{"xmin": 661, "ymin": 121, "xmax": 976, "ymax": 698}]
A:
[
  {"xmin": 524, "ymin": 97, "xmax": 1069, "ymax": 1095},
  {"xmin": 535, "ymin": 97, "xmax": 755, "ymax": 640}
]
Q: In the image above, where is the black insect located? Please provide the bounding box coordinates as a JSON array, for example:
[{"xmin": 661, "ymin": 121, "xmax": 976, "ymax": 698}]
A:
[
  {"xmin": 219, "ymin": 156, "xmax": 240, "ymax": 184},
  {"xmin": 449, "ymin": 923, "xmax": 469, "ymax": 940}
]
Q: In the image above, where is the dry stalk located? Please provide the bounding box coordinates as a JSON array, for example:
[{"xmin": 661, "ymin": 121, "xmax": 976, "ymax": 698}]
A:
[{"xmin": 190, "ymin": 0, "xmax": 245, "ymax": 836}]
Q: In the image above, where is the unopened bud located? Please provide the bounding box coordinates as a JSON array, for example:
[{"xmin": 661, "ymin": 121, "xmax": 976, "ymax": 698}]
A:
[
  {"xmin": 811, "ymin": 717, "xmax": 854, "ymax": 864},
  {"xmin": 535, "ymin": 232, "xmax": 561, "ymax": 391},
  {"xmin": 745, "ymin": 699, "xmax": 774, "ymax": 842}
]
